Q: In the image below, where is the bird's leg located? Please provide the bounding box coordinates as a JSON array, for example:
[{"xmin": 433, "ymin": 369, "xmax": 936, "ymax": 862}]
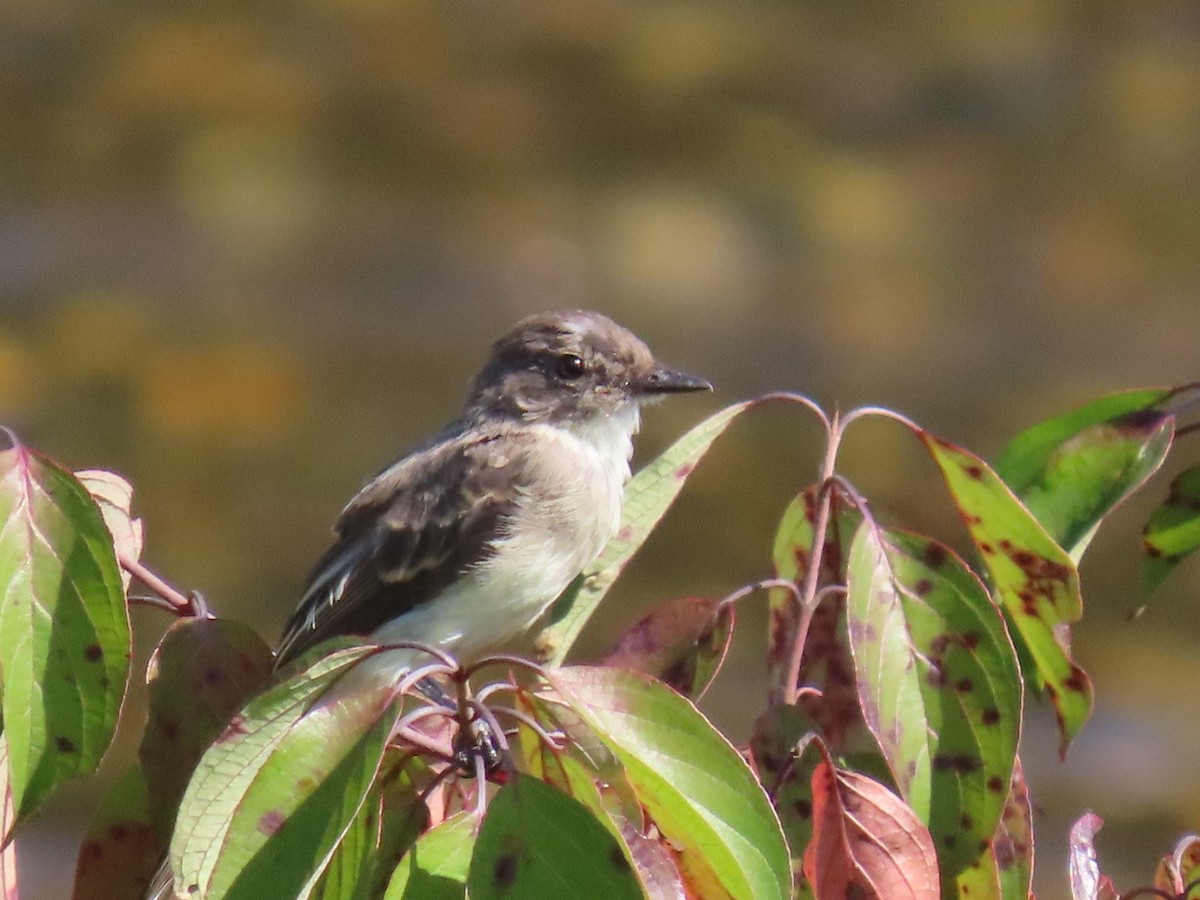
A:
[{"xmin": 413, "ymin": 675, "xmax": 506, "ymax": 776}]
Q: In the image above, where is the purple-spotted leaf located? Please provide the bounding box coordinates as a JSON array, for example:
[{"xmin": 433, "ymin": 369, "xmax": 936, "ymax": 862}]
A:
[
  {"xmin": 546, "ymin": 666, "xmax": 791, "ymax": 900},
  {"xmin": 468, "ymin": 774, "xmax": 643, "ymax": 900},
  {"xmin": 75, "ymin": 469, "xmax": 144, "ymax": 590},
  {"xmin": 919, "ymin": 434, "xmax": 1091, "ymax": 755},
  {"xmin": 139, "ymin": 618, "xmax": 273, "ymax": 840},
  {"xmin": 600, "ymin": 596, "xmax": 734, "ymax": 700},
  {"xmin": 952, "ymin": 757, "xmax": 1034, "ymax": 900},
  {"xmin": 846, "ymin": 525, "xmax": 1021, "ymax": 880},
  {"xmin": 769, "ymin": 485, "xmax": 864, "ymax": 739},
  {"xmin": 538, "ymin": 401, "xmax": 753, "ymax": 665},
  {"xmin": 804, "ymin": 759, "xmax": 939, "ymax": 900},
  {"xmin": 0, "ymin": 442, "xmax": 130, "ymax": 831},
  {"xmin": 71, "ymin": 766, "xmax": 162, "ymax": 900},
  {"xmin": 383, "ymin": 810, "xmax": 476, "ymax": 900},
  {"xmin": 170, "ymin": 644, "xmax": 396, "ymax": 900},
  {"xmin": 1142, "ymin": 465, "xmax": 1200, "ymax": 594},
  {"xmin": 995, "ymin": 392, "xmax": 1174, "ymax": 560}
]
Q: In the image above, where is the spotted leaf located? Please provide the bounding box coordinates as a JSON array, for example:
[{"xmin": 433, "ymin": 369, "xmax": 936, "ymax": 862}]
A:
[
  {"xmin": 0, "ymin": 441, "xmax": 130, "ymax": 832},
  {"xmin": 71, "ymin": 766, "xmax": 161, "ymax": 900},
  {"xmin": 846, "ymin": 524, "xmax": 1021, "ymax": 881},
  {"xmin": 1142, "ymin": 465, "xmax": 1200, "ymax": 594},
  {"xmin": 920, "ymin": 434, "xmax": 1091, "ymax": 755}
]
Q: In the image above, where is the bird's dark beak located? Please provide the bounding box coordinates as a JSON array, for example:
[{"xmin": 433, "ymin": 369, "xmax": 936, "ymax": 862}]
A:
[{"xmin": 639, "ymin": 364, "xmax": 712, "ymax": 395}]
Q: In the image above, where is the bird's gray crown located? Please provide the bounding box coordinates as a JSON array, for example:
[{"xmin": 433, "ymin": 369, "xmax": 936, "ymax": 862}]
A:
[{"xmin": 464, "ymin": 310, "xmax": 709, "ymax": 425}]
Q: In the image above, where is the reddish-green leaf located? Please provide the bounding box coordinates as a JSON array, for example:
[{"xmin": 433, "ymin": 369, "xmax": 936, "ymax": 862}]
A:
[
  {"xmin": 846, "ymin": 525, "xmax": 1021, "ymax": 880},
  {"xmin": 383, "ymin": 811, "xmax": 475, "ymax": 900},
  {"xmin": 920, "ymin": 434, "xmax": 1091, "ymax": 755},
  {"xmin": 1154, "ymin": 833, "xmax": 1200, "ymax": 899},
  {"xmin": 539, "ymin": 401, "xmax": 753, "ymax": 665},
  {"xmin": 0, "ymin": 442, "xmax": 130, "ymax": 829},
  {"xmin": 468, "ymin": 774, "xmax": 642, "ymax": 900},
  {"xmin": 170, "ymin": 644, "xmax": 395, "ymax": 899},
  {"xmin": 1, "ymin": 737, "xmax": 16, "ymax": 894},
  {"xmin": 601, "ymin": 596, "xmax": 734, "ymax": 700},
  {"xmin": 952, "ymin": 757, "xmax": 1034, "ymax": 900},
  {"xmin": 71, "ymin": 766, "xmax": 162, "ymax": 900},
  {"xmin": 546, "ymin": 666, "xmax": 791, "ymax": 900},
  {"xmin": 1142, "ymin": 465, "xmax": 1200, "ymax": 594},
  {"xmin": 804, "ymin": 760, "xmax": 939, "ymax": 900},
  {"xmin": 139, "ymin": 618, "xmax": 273, "ymax": 840}
]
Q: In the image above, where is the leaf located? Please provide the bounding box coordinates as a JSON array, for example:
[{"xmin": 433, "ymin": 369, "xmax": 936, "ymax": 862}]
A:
[
  {"xmin": 995, "ymin": 389, "xmax": 1168, "ymax": 493},
  {"xmin": 1142, "ymin": 465, "xmax": 1200, "ymax": 594},
  {"xmin": 170, "ymin": 645, "xmax": 396, "ymax": 900},
  {"xmin": 951, "ymin": 757, "xmax": 1034, "ymax": 900},
  {"xmin": 1155, "ymin": 833, "xmax": 1200, "ymax": 898},
  {"xmin": 803, "ymin": 759, "xmax": 939, "ymax": 900},
  {"xmin": 920, "ymin": 434, "xmax": 1091, "ymax": 756},
  {"xmin": 1, "ymin": 737, "xmax": 16, "ymax": 895},
  {"xmin": 0, "ymin": 442, "xmax": 131, "ymax": 830},
  {"xmin": 994, "ymin": 398, "xmax": 1174, "ymax": 561},
  {"xmin": 538, "ymin": 401, "xmax": 754, "ymax": 665},
  {"xmin": 845, "ymin": 524, "xmax": 1022, "ymax": 880},
  {"xmin": 468, "ymin": 774, "xmax": 643, "ymax": 900},
  {"xmin": 600, "ymin": 596, "xmax": 734, "ymax": 700},
  {"xmin": 1068, "ymin": 812, "xmax": 1118, "ymax": 900},
  {"xmin": 546, "ymin": 666, "xmax": 791, "ymax": 900},
  {"xmin": 768, "ymin": 486, "xmax": 864, "ymax": 741},
  {"xmin": 383, "ymin": 811, "xmax": 476, "ymax": 900},
  {"xmin": 139, "ymin": 618, "xmax": 273, "ymax": 840},
  {"xmin": 748, "ymin": 704, "xmax": 817, "ymax": 899},
  {"xmin": 71, "ymin": 766, "xmax": 162, "ymax": 900},
  {"xmin": 75, "ymin": 469, "xmax": 144, "ymax": 590}
]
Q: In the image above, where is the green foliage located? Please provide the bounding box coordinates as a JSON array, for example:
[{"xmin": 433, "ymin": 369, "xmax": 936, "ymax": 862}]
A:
[{"xmin": 1, "ymin": 385, "xmax": 1197, "ymax": 899}]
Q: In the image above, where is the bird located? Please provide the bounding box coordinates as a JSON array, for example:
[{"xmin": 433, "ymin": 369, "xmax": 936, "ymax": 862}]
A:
[
  {"xmin": 274, "ymin": 308, "xmax": 710, "ymax": 684},
  {"xmin": 145, "ymin": 310, "xmax": 709, "ymax": 900}
]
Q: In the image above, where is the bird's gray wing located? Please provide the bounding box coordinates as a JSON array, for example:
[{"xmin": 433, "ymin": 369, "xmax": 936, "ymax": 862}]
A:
[{"xmin": 275, "ymin": 427, "xmax": 526, "ymax": 666}]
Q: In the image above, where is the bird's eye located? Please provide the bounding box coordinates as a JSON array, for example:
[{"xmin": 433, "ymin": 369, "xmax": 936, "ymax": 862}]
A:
[{"xmin": 554, "ymin": 353, "xmax": 586, "ymax": 380}]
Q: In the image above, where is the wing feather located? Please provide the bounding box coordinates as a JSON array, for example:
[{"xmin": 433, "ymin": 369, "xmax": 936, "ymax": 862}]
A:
[{"xmin": 275, "ymin": 425, "xmax": 526, "ymax": 665}]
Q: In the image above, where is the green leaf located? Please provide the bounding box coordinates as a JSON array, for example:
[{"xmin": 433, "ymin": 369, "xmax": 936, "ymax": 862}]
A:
[
  {"xmin": 994, "ymin": 392, "xmax": 1174, "ymax": 560},
  {"xmin": 1, "ymin": 736, "xmax": 17, "ymax": 892},
  {"xmin": 314, "ymin": 754, "xmax": 429, "ymax": 900},
  {"xmin": 71, "ymin": 766, "xmax": 162, "ymax": 900},
  {"xmin": 0, "ymin": 442, "xmax": 130, "ymax": 829},
  {"xmin": 1142, "ymin": 465, "xmax": 1200, "ymax": 593},
  {"xmin": 920, "ymin": 435, "xmax": 1091, "ymax": 756},
  {"xmin": 845, "ymin": 525, "xmax": 1021, "ymax": 881},
  {"xmin": 170, "ymin": 645, "xmax": 396, "ymax": 900},
  {"xmin": 538, "ymin": 401, "xmax": 754, "ymax": 665},
  {"xmin": 383, "ymin": 811, "xmax": 476, "ymax": 900},
  {"xmin": 139, "ymin": 618, "xmax": 273, "ymax": 840},
  {"xmin": 547, "ymin": 666, "xmax": 791, "ymax": 900},
  {"xmin": 749, "ymin": 704, "xmax": 817, "ymax": 899},
  {"xmin": 995, "ymin": 389, "xmax": 1168, "ymax": 492},
  {"xmin": 469, "ymin": 774, "xmax": 642, "ymax": 900}
]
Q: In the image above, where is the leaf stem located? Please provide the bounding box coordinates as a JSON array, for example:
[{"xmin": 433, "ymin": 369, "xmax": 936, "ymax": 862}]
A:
[
  {"xmin": 118, "ymin": 552, "xmax": 209, "ymax": 618},
  {"xmin": 783, "ymin": 410, "xmax": 845, "ymax": 706}
]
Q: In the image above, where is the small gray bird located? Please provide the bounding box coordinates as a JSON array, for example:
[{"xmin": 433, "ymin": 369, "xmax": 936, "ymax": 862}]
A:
[{"xmin": 275, "ymin": 308, "xmax": 710, "ymax": 682}]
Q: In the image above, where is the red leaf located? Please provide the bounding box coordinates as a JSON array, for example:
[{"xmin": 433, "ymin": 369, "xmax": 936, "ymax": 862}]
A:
[
  {"xmin": 1068, "ymin": 812, "xmax": 1118, "ymax": 900},
  {"xmin": 804, "ymin": 759, "xmax": 939, "ymax": 900}
]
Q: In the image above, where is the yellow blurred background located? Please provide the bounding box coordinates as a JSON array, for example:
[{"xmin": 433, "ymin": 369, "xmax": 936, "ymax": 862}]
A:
[{"xmin": 3, "ymin": 2, "xmax": 1200, "ymax": 897}]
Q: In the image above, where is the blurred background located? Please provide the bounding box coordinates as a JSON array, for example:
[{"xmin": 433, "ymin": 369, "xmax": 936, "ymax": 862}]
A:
[{"xmin": 3, "ymin": 2, "xmax": 1200, "ymax": 897}]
